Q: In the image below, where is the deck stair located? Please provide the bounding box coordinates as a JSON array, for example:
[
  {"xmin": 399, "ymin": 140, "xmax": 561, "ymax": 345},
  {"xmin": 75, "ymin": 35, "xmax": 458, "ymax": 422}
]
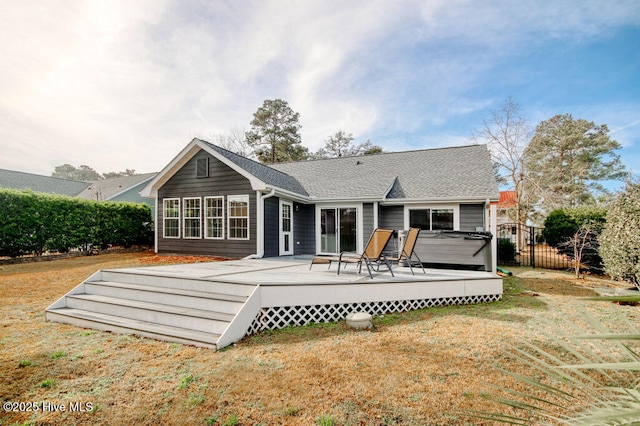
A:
[{"xmin": 45, "ymin": 268, "xmax": 260, "ymax": 350}]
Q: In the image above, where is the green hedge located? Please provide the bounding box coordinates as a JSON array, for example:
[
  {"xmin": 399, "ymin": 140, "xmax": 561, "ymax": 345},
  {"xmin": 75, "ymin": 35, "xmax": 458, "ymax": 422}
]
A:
[{"xmin": 0, "ymin": 189, "xmax": 153, "ymax": 258}]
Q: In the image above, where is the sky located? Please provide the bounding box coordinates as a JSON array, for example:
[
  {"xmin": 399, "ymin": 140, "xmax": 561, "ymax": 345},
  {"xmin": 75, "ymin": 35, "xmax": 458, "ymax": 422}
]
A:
[{"xmin": 1, "ymin": 0, "xmax": 639, "ymax": 183}]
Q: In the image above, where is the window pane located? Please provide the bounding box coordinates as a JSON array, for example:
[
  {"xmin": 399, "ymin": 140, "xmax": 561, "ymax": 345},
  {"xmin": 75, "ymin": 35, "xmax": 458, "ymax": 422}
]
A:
[
  {"xmin": 339, "ymin": 208, "xmax": 356, "ymax": 252},
  {"xmin": 163, "ymin": 199, "xmax": 180, "ymax": 238},
  {"xmin": 228, "ymin": 196, "xmax": 249, "ymax": 240},
  {"xmin": 205, "ymin": 197, "xmax": 223, "ymax": 238},
  {"xmin": 183, "ymin": 198, "xmax": 201, "ymax": 238},
  {"xmin": 184, "ymin": 219, "xmax": 200, "ymax": 238},
  {"xmin": 229, "ymin": 218, "xmax": 248, "ymax": 239},
  {"xmin": 282, "ymin": 204, "xmax": 291, "ymax": 232},
  {"xmin": 164, "ymin": 199, "xmax": 179, "ymax": 218},
  {"xmin": 165, "ymin": 218, "xmax": 179, "ymax": 237},
  {"xmin": 432, "ymin": 209, "xmax": 454, "ymax": 230},
  {"xmin": 320, "ymin": 209, "xmax": 337, "ymax": 253},
  {"xmin": 410, "ymin": 209, "xmax": 430, "ymax": 230}
]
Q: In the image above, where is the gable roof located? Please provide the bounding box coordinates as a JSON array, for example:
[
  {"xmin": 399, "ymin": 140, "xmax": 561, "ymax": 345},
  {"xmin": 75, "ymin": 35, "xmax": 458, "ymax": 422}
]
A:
[
  {"xmin": 271, "ymin": 144, "xmax": 499, "ymax": 202},
  {"xmin": 141, "ymin": 138, "xmax": 309, "ymax": 198},
  {"xmin": 0, "ymin": 169, "xmax": 90, "ymax": 196},
  {"xmin": 142, "ymin": 139, "xmax": 499, "ymax": 203},
  {"xmin": 202, "ymin": 141, "xmax": 308, "ymax": 196}
]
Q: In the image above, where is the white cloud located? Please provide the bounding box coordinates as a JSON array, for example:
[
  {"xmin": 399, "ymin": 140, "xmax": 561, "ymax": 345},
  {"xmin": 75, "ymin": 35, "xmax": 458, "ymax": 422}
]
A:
[{"xmin": 0, "ymin": 0, "xmax": 638, "ymax": 176}]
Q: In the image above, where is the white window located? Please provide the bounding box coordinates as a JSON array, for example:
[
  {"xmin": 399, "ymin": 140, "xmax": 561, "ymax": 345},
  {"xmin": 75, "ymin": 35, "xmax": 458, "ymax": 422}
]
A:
[
  {"xmin": 228, "ymin": 195, "xmax": 249, "ymax": 240},
  {"xmin": 406, "ymin": 205, "xmax": 459, "ymax": 231},
  {"xmin": 163, "ymin": 198, "xmax": 180, "ymax": 238},
  {"xmin": 205, "ymin": 196, "xmax": 224, "ymax": 239},
  {"xmin": 183, "ymin": 197, "xmax": 201, "ymax": 238}
]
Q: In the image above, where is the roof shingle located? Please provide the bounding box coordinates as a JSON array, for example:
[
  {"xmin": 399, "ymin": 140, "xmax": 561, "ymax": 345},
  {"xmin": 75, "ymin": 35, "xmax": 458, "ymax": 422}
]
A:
[
  {"xmin": 0, "ymin": 169, "xmax": 90, "ymax": 196},
  {"xmin": 270, "ymin": 144, "xmax": 499, "ymax": 201}
]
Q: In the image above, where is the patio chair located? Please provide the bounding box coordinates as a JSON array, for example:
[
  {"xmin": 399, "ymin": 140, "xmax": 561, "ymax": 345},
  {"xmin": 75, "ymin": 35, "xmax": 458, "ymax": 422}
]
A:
[
  {"xmin": 310, "ymin": 228, "xmax": 395, "ymax": 279},
  {"xmin": 384, "ymin": 228, "xmax": 425, "ymax": 275}
]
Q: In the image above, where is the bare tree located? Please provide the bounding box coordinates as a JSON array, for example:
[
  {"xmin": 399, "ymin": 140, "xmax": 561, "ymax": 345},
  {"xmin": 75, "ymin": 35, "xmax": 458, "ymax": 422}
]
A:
[
  {"xmin": 473, "ymin": 97, "xmax": 533, "ymax": 249},
  {"xmin": 209, "ymin": 127, "xmax": 255, "ymax": 159},
  {"xmin": 560, "ymin": 225, "xmax": 599, "ymax": 279}
]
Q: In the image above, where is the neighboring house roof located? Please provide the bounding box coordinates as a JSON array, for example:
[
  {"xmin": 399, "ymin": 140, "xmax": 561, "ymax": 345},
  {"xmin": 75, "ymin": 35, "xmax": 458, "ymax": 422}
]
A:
[
  {"xmin": 141, "ymin": 139, "xmax": 500, "ymax": 203},
  {"xmin": 0, "ymin": 168, "xmax": 90, "ymax": 196},
  {"xmin": 496, "ymin": 190, "xmax": 517, "ymax": 209},
  {"xmin": 272, "ymin": 145, "xmax": 499, "ymax": 202},
  {"xmin": 77, "ymin": 173, "xmax": 157, "ymax": 202}
]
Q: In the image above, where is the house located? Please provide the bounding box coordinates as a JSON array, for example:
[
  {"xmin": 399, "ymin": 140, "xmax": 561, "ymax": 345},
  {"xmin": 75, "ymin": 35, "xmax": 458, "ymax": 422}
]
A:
[
  {"xmin": 0, "ymin": 168, "xmax": 90, "ymax": 196},
  {"xmin": 0, "ymin": 168, "xmax": 156, "ymax": 209},
  {"xmin": 47, "ymin": 139, "xmax": 502, "ymax": 349},
  {"xmin": 491, "ymin": 190, "xmax": 517, "ymax": 225},
  {"xmin": 141, "ymin": 138, "xmax": 500, "ymax": 270},
  {"xmin": 76, "ymin": 172, "xmax": 157, "ymax": 209}
]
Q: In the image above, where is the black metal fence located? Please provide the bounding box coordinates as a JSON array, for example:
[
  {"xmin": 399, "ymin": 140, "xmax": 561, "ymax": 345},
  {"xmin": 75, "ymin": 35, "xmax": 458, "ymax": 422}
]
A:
[{"xmin": 496, "ymin": 222, "xmax": 572, "ymax": 270}]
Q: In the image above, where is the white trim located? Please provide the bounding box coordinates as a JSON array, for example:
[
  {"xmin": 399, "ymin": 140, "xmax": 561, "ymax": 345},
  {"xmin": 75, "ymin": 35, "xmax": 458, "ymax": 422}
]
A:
[
  {"xmin": 141, "ymin": 142, "xmax": 202, "ymax": 198},
  {"xmin": 227, "ymin": 194, "xmax": 250, "ymax": 240},
  {"xmin": 373, "ymin": 202, "xmax": 379, "ymax": 230},
  {"xmin": 279, "ymin": 199, "xmax": 294, "ymax": 256},
  {"xmin": 162, "ymin": 198, "xmax": 181, "ymax": 239},
  {"xmin": 382, "ymin": 196, "xmax": 498, "ymax": 205},
  {"xmin": 403, "ymin": 204, "xmax": 460, "ymax": 231},
  {"xmin": 204, "ymin": 196, "xmax": 224, "ymax": 239},
  {"xmin": 154, "ymin": 197, "xmax": 158, "ymax": 252},
  {"xmin": 254, "ymin": 189, "xmax": 276, "ymax": 258},
  {"xmin": 490, "ymin": 203, "xmax": 497, "ymax": 274}
]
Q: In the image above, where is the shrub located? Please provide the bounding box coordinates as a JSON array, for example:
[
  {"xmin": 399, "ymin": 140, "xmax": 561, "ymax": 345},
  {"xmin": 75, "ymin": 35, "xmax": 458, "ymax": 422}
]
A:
[
  {"xmin": 599, "ymin": 181, "xmax": 640, "ymax": 289},
  {"xmin": 543, "ymin": 209, "xmax": 578, "ymax": 248},
  {"xmin": 543, "ymin": 206, "xmax": 607, "ymax": 273},
  {"xmin": 497, "ymin": 238, "xmax": 517, "ymax": 264}
]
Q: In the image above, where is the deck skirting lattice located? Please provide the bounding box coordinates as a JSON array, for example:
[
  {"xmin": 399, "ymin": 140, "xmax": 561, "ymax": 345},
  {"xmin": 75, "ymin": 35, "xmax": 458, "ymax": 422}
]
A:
[{"xmin": 246, "ymin": 294, "xmax": 501, "ymax": 335}]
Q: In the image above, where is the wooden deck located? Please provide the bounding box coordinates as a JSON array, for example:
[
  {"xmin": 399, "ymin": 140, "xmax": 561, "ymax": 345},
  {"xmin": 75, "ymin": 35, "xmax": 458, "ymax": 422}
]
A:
[{"xmin": 46, "ymin": 257, "xmax": 503, "ymax": 350}]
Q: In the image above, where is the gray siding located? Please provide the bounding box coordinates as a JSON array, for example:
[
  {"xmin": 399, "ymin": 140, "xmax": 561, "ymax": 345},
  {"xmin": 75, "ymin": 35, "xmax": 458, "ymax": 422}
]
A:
[
  {"xmin": 294, "ymin": 203, "xmax": 315, "ymax": 255},
  {"xmin": 157, "ymin": 150, "xmax": 257, "ymax": 258},
  {"xmin": 378, "ymin": 205, "xmax": 403, "ymax": 256},
  {"xmin": 263, "ymin": 197, "xmax": 279, "ymax": 257},
  {"xmin": 363, "ymin": 203, "xmax": 374, "ymax": 238},
  {"xmin": 460, "ymin": 204, "xmax": 485, "ymax": 231},
  {"xmin": 379, "ymin": 205, "xmax": 404, "ymax": 229},
  {"xmin": 378, "ymin": 203, "xmax": 490, "ymax": 270}
]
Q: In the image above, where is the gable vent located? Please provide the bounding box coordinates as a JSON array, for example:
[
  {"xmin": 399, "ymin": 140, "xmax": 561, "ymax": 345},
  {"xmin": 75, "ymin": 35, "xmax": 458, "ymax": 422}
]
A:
[{"xmin": 196, "ymin": 157, "xmax": 209, "ymax": 178}]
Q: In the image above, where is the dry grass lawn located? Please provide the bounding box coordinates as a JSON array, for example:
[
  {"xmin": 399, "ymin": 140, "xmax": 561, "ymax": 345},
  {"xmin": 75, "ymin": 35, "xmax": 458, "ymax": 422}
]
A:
[{"xmin": 1, "ymin": 253, "xmax": 637, "ymax": 425}]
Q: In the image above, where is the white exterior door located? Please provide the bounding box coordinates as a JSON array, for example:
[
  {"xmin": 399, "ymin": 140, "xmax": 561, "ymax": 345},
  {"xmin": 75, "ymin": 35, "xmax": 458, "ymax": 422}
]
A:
[{"xmin": 279, "ymin": 200, "xmax": 293, "ymax": 255}]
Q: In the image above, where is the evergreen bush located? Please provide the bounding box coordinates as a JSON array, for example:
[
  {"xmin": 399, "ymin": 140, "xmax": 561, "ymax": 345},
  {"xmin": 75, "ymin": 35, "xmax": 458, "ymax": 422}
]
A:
[
  {"xmin": 0, "ymin": 189, "xmax": 153, "ymax": 258},
  {"xmin": 497, "ymin": 238, "xmax": 517, "ymax": 264},
  {"xmin": 599, "ymin": 181, "xmax": 640, "ymax": 289}
]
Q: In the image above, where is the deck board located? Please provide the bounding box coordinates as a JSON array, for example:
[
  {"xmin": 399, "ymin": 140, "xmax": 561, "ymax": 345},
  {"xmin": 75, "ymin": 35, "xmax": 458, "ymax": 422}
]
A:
[{"xmin": 109, "ymin": 257, "xmax": 498, "ymax": 286}]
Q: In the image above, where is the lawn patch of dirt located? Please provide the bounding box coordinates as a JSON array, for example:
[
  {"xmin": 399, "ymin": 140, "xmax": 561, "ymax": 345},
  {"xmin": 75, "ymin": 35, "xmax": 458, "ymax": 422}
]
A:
[
  {"xmin": 519, "ymin": 277, "xmax": 599, "ymax": 297},
  {"xmin": 1, "ymin": 254, "xmax": 637, "ymax": 425}
]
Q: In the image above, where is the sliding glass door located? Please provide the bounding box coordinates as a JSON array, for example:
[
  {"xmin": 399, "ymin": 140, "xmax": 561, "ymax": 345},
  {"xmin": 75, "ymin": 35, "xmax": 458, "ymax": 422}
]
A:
[{"xmin": 320, "ymin": 208, "xmax": 357, "ymax": 253}]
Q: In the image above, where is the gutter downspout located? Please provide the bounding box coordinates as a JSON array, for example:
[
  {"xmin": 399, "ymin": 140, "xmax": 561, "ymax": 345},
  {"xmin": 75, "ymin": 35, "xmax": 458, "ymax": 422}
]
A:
[{"xmin": 244, "ymin": 189, "xmax": 276, "ymax": 259}]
